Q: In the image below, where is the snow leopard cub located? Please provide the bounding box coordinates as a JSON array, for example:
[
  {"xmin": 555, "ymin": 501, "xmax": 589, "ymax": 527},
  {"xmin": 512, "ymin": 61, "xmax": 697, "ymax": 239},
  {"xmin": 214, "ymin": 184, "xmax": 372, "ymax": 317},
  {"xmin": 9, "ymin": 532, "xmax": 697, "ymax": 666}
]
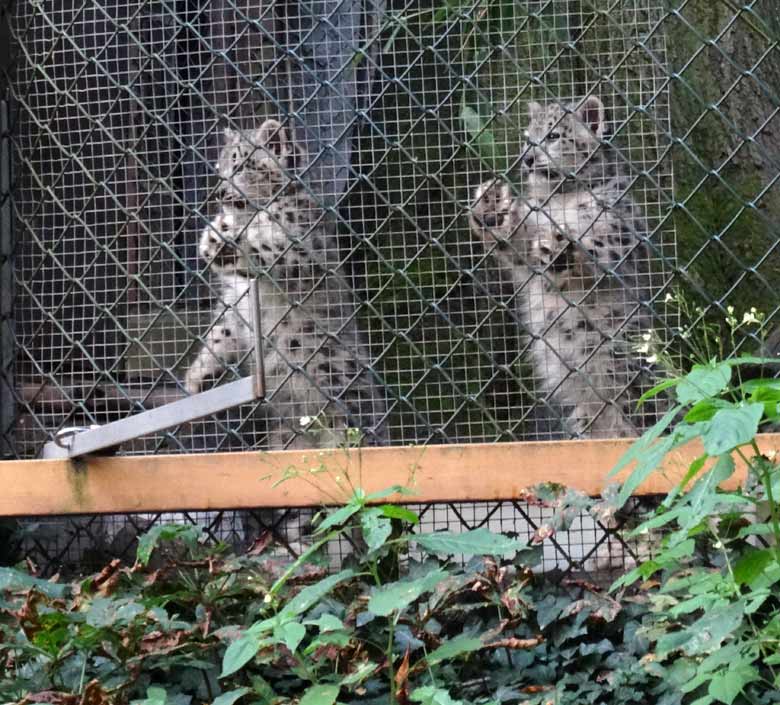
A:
[
  {"xmin": 470, "ymin": 96, "xmax": 659, "ymax": 438},
  {"xmin": 185, "ymin": 118, "xmax": 387, "ymax": 449}
]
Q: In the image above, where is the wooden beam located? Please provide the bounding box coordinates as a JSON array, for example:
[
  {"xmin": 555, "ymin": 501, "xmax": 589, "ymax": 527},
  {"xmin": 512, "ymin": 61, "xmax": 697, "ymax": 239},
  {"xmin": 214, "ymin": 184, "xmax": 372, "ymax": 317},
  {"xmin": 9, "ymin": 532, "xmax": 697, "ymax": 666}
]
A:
[{"xmin": 2, "ymin": 434, "xmax": 779, "ymax": 516}]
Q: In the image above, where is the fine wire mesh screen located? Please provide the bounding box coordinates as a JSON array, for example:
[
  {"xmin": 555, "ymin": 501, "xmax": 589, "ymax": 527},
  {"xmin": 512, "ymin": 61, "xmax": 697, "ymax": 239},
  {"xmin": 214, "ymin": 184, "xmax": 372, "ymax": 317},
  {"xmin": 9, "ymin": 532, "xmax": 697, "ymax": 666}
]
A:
[
  {"xmin": 14, "ymin": 498, "xmax": 661, "ymax": 579},
  {"xmin": 2, "ymin": 0, "xmax": 675, "ymax": 457}
]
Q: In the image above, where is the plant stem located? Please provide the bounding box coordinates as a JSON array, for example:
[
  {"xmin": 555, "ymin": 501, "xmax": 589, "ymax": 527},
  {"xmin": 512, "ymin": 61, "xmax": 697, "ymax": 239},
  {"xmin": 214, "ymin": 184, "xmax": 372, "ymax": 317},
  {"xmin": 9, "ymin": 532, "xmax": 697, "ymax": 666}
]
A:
[
  {"xmin": 751, "ymin": 441, "xmax": 780, "ymax": 558},
  {"xmin": 387, "ymin": 616, "xmax": 398, "ymax": 705}
]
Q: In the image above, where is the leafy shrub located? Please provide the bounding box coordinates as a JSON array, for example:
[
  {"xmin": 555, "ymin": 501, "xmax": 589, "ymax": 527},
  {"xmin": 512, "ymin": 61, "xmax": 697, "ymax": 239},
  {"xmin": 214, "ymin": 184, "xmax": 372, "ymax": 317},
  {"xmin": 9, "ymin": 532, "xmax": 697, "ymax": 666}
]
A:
[
  {"xmin": 607, "ymin": 355, "xmax": 780, "ymax": 705},
  {"xmin": 6, "ymin": 346, "xmax": 780, "ymax": 704},
  {"xmin": 1, "ymin": 488, "xmax": 664, "ymax": 705}
]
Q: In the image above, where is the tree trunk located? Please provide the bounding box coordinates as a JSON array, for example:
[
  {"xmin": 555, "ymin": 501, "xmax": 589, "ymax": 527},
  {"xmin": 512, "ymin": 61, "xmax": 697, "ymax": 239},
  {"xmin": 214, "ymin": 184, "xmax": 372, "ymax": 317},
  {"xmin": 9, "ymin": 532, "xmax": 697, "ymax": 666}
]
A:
[{"xmin": 665, "ymin": 0, "xmax": 780, "ymax": 319}]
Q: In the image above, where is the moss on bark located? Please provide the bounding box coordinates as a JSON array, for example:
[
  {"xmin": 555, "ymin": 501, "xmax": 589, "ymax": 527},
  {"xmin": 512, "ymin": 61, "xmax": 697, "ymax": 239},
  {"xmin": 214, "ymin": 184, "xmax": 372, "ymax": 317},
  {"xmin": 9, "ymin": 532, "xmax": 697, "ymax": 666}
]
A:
[{"xmin": 665, "ymin": 0, "xmax": 780, "ymax": 322}]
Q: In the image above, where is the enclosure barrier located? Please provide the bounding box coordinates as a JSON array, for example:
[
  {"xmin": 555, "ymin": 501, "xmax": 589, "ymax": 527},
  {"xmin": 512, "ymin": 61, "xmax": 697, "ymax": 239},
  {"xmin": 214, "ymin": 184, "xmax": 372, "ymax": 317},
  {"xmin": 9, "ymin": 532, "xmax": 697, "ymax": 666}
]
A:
[
  {"xmin": 0, "ymin": 436, "xmax": 773, "ymax": 517},
  {"xmin": 1, "ymin": 0, "xmax": 779, "ymax": 574}
]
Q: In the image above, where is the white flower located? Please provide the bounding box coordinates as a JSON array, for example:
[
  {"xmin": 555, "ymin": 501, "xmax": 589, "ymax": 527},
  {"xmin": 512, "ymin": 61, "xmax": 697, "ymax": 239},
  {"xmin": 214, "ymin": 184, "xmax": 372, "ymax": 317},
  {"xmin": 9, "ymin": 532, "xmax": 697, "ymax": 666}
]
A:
[
  {"xmin": 727, "ymin": 305, "xmax": 735, "ymax": 315},
  {"xmin": 263, "ymin": 594, "xmax": 273, "ymax": 604},
  {"xmin": 646, "ymin": 354, "xmax": 658, "ymax": 364},
  {"xmin": 641, "ymin": 331, "xmax": 653, "ymax": 342},
  {"xmin": 742, "ymin": 310, "xmax": 760, "ymax": 325},
  {"xmin": 664, "ymin": 293, "xmax": 674, "ymax": 303},
  {"xmin": 299, "ymin": 415, "xmax": 313, "ymax": 427},
  {"xmin": 635, "ymin": 343, "xmax": 650, "ymax": 354}
]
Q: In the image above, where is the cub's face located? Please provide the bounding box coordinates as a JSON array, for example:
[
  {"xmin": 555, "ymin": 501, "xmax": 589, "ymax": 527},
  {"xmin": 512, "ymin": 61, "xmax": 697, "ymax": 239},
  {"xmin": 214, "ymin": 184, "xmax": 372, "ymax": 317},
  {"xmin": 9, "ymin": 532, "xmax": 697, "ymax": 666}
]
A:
[
  {"xmin": 217, "ymin": 118, "xmax": 302, "ymax": 205},
  {"xmin": 521, "ymin": 96, "xmax": 605, "ymax": 179}
]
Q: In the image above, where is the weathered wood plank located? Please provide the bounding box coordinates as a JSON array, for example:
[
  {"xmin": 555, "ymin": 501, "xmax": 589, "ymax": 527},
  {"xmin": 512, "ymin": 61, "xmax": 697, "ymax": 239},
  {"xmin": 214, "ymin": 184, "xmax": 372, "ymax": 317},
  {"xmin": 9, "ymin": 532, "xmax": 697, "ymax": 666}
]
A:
[{"xmin": 2, "ymin": 435, "xmax": 779, "ymax": 516}]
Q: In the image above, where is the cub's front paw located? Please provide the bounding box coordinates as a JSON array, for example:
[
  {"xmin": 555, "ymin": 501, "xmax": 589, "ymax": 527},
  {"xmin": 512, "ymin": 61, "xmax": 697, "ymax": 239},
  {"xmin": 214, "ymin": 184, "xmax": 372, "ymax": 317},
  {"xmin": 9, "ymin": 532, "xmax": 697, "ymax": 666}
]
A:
[
  {"xmin": 199, "ymin": 212, "xmax": 237, "ymax": 265},
  {"xmin": 470, "ymin": 180, "xmax": 510, "ymax": 234},
  {"xmin": 183, "ymin": 371, "xmax": 203, "ymax": 396}
]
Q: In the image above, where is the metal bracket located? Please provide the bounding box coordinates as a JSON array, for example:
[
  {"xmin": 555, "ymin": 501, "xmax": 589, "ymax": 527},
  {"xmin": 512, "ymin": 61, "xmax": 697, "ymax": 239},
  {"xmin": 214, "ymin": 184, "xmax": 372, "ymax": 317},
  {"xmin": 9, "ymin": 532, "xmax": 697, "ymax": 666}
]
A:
[{"xmin": 42, "ymin": 279, "xmax": 266, "ymax": 459}]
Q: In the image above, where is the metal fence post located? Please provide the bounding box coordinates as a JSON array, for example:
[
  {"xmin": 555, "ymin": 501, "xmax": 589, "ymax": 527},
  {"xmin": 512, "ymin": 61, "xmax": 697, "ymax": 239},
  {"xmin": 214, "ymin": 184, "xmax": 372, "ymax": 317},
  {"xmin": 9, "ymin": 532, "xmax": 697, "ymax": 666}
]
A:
[{"xmin": 0, "ymin": 10, "xmax": 15, "ymax": 459}]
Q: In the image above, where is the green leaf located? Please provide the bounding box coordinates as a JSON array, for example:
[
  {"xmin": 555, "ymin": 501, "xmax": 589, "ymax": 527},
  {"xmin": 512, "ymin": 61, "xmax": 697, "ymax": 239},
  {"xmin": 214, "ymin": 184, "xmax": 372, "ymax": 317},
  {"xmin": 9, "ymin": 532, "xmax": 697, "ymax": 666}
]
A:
[
  {"xmin": 460, "ymin": 104, "xmax": 497, "ymax": 164},
  {"xmin": 701, "ymin": 404, "xmax": 764, "ymax": 455},
  {"xmin": 681, "ymin": 454, "xmax": 736, "ymax": 529},
  {"xmin": 684, "ymin": 398, "xmax": 731, "ymax": 423},
  {"xmin": 708, "ymin": 665, "xmax": 758, "ymax": 705},
  {"xmin": 427, "ymin": 634, "xmax": 483, "ymax": 664},
  {"xmin": 299, "ymin": 684, "xmax": 340, "ymax": 705},
  {"xmin": 365, "ymin": 484, "xmax": 416, "ymax": 501},
  {"xmin": 636, "ymin": 377, "xmax": 680, "ymax": 406},
  {"xmin": 725, "ymin": 355, "xmax": 780, "ymax": 367},
  {"xmin": 379, "ymin": 504, "xmax": 420, "ymax": 524},
  {"xmin": 283, "ymin": 569, "xmax": 355, "ymax": 618},
  {"xmin": 136, "ymin": 524, "xmax": 201, "ymax": 566},
  {"xmin": 361, "ymin": 508, "xmax": 393, "ymax": 553},
  {"xmin": 212, "ymin": 688, "xmax": 250, "ymax": 705},
  {"xmin": 737, "ymin": 522, "xmax": 777, "ymax": 539},
  {"xmin": 616, "ymin": 434, "xmax": 676, "ymax": 507},
  {"xmin": 677, "ymin": 363, "xmax": 731, "ymax": 405},
  {"xmin": 746, "ymin": 384, "xmax": 780, "ymax": 417},
  {"xmin": 610, "ymin": 564, "xmax": 645, "ymax": 592},
  {"xmin": 85, "ymin": 596, "xmax": 145, "ymax": 628},
  {"xmin": 663, "ymin": 454, "xmax": 708, "ymax": 507},
  {"xmin": 304, "ymin": 614, "xmax": 344, "ymax": 633},
  {"xmin": 304, "ymin": 630, "xmax": 352, "ymax": 653},
  {"xmin": 733, "ymin": 548, "xmax": 776, "ymax": 586},
  {"xmin": 340, "ymin": 661, "xmax": 378, "ymax": 686},
  {"xmin": 220, "ymin": 626, "xmax": 267, "ymax": 678},
  {"xmin": 741, "ymin": 377, "xmax": 780, "ymax": 392},
  {"xmin": 273, "ymin": 621, "xmax": 306, "ymax": 653},
  {"xmin": 314, "ymin": 504, "xmax": 361, "ymax": 535},
  {"xmin": 415, "ymin": 528, "xmax": 524, "ymax": 557},
  {"xmin": 368, "ymin": 569, "xmax": 448, "ymax": 616},
  {"xmin": 0, "ymin": 567, "xmax": 67, "ymax": 599},
  {"xmin": 410, "ymin": 686, "xmax": 465, "ymax": 705},
  {"xmin": 658, "ymin": 601, "xmax": 745, "ymax": 657},
  {"xmin": 630, "ymin": 504, "xmax": 684, "ymax": 535},
  {"xmin": 607, "ymin": 404, "xmax": 682, "ymax": 480}
]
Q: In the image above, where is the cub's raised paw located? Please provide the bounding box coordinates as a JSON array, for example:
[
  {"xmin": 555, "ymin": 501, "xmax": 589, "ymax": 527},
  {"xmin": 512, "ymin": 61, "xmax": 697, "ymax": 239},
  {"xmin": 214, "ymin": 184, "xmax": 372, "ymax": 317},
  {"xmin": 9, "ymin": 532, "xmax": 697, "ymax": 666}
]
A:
[
  {"xmin": 470, "ymin": 180, "xmax": 510, "ymax": 235},
  {"xmin": 183, "ymin": 370, "xmax": 203, "ymax": 396},
  {"xmin": 199, "ymin": 212, "xmax": 238, "ymax": 267}
]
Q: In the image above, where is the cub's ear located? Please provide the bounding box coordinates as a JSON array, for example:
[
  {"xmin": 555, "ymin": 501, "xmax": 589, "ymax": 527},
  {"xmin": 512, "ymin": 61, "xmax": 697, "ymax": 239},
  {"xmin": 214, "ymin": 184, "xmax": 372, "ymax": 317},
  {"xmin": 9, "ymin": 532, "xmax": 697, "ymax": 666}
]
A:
[
  {"xmin": 526, "ymin": 101, "xmax": 543, "ymax": 121},
  {"xmin": 577, "ymin": 95, "xmax": 606, "ymax": 137},
  {"xmin": 257, "ymin": 118, "xmax": 289, "ymax": 157}
]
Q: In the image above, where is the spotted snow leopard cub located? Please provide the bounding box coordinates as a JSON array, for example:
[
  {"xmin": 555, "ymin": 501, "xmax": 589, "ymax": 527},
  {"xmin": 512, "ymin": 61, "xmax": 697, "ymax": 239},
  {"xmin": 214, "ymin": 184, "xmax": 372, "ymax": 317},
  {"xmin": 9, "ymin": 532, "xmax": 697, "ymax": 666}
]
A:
[
  {"xmin": 470, "ymin": 96, "xmax": 659, "ymax": 438},
  {"xmin": 185, "ymin": 118, "xmax": 387, "ymax": 449}
]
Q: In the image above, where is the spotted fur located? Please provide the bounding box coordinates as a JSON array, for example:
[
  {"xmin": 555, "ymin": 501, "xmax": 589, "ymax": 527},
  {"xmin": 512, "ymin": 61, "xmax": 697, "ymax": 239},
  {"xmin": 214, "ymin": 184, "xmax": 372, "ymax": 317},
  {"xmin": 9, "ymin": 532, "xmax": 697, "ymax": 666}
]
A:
[
  {"xmin": 470, "ymin": 96, "xmax": 659, "ymax": 438},
  {"xmin": 185, "ymin": 119, "xmax": 387, "ymax": 449}
]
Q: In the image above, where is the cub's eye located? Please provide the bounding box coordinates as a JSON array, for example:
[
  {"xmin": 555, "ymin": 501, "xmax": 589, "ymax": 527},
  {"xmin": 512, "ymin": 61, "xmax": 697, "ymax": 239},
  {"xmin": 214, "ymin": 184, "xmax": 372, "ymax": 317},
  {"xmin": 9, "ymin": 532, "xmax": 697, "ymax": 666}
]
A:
[{"xmin": 547, "ymin": 131, "xmax": 561, "ymax": 140}]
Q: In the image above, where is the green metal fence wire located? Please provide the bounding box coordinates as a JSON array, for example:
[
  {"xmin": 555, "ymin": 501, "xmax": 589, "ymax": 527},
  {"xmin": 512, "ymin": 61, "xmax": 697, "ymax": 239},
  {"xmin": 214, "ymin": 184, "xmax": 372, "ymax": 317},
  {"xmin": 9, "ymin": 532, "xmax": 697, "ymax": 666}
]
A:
[{"xmin": 0, "ymin": 0, "xmax": 778, "ymax": 572}]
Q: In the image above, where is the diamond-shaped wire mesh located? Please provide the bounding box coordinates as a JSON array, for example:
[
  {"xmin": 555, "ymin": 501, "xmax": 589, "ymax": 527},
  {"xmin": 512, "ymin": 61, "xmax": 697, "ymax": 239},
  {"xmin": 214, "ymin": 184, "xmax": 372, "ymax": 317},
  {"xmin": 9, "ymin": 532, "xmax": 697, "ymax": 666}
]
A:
[
  {"xmin": 13, "ymin": 496, "xmax": 662, "ymax": 580},
  {"xmin": 1, "ymin": 0, "xmax": 778, "ymax": 575}
]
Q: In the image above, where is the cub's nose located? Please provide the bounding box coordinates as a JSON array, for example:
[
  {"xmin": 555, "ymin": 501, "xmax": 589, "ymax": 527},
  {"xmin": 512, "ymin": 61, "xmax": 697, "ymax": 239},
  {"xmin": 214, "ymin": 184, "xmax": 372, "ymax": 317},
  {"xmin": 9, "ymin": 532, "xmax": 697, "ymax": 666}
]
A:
[{"xmin": 523, "ymin": 153, "xmax": 535, "ymax": 168}]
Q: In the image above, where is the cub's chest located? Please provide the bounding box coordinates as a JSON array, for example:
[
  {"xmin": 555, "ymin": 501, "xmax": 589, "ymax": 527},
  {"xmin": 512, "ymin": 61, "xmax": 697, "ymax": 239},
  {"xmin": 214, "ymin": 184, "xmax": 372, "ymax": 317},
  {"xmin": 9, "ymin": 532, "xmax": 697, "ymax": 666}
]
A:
[{"xmin": 524, "ymin": 189, "xmax": 602, "ymax": 234}]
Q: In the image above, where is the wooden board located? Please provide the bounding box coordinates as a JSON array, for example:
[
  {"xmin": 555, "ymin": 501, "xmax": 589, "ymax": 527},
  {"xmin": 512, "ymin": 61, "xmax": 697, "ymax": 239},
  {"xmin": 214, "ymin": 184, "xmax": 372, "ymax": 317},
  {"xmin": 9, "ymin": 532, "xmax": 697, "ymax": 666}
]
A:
[{"xmin": 2, "ymin": 435, "xmax": 779, "ymax": 516}]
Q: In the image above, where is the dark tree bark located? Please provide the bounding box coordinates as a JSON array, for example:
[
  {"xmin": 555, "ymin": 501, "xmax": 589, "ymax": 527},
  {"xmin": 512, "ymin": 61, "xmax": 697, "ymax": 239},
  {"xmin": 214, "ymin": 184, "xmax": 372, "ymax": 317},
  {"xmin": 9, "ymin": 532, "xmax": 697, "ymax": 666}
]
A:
[{"xmin": 665, "ymin": 0, "xmax": 780, "ymax": 316}]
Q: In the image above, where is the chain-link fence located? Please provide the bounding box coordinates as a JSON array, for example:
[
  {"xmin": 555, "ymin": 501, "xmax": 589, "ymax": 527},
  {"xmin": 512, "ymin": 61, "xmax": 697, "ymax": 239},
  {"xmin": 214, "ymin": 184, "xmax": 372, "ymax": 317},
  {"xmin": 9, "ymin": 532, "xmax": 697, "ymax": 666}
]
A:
[
  {"xmin": 1, "ymin": 0, "xmax": 778, "ymax": 573},
  {"xmin": 7, "ymin": 495, "xmax": 661, "ymax": 579}
]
